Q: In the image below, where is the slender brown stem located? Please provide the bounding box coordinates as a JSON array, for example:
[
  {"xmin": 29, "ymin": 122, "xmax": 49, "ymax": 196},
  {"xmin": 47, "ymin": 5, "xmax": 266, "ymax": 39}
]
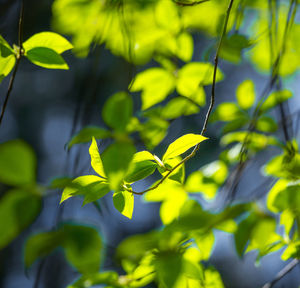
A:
[
  {"xmin": 262, "ymin": 259, "xmax": 299, "ymax": 288},
  {"xmin": 174, "ymin": 0, "xmax": 210, "ymax": 6},
  {"xmin": 0, "ymin": 0, "xmax": 24, "ymax": 126},
  {"xmin": 128, "ymin": 0, "xmax": 235, "ymax": 195}
]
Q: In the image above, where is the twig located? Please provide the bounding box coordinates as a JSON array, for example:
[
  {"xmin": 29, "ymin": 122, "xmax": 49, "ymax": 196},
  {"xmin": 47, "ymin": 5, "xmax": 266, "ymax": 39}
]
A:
[
  {"xmin": 174, "ymin": 0, "xmax": 210, "ymax": 6},
  {"xmin": 262, "ymin": 259, "xmax": 299, "ymax": 288},
  {"xmin": 128, "ymin": 0, "xmax": 235, "ymax": 195},
  {"xmin": 0, "ymin": 0, "xmax": 24, "ymax": 126}
]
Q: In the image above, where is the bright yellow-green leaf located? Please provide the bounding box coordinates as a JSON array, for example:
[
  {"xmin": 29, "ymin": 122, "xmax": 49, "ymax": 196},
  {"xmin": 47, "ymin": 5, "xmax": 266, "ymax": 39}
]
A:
[
  {"xmin": 0, "ymin": 36, "xmax": 15, "ymax": 82},
  {"xmin": 67, "ymin": 126, "xmax": 110, "ymax": 149},
  {"xmin": 0, "ymin": 140, "xmax": 36, "ymax": 186},
  {"xmin": 256, "ymin": 116, "xmax": 278, "ymax": 132},
  {"xmin": 89, "ymin": 137, "xmax": 106, "ymax": 178},
  {"xmin": 177, "ymin": 62, "xmax": 224, "ymax": 97},
  {"xmin": 113, "ymin": 191, "xmax": 134, "ymax": 219},
  {"xmin": 60, "ymin": 175, "xmax": 108, "ymax": 203},
  {"xmin": 162, "ymin": 133, "xmax": 207, "ymax": 161},
  {"xmin": 280, "ymin": 209, "xmax": 295, "ymax": 238},
  {"xmin": 130, "ymin": 68, "xmax": 175, "ymax": 110},
  {"xmin": 23, "ymin": 31, "xmax": 73, "ymax": 54},
  {"xmin": 261, "ymin": 90, "xmax": 293, "ymax": 112},
  {"xmin": 192, "ymin": 230, "xmax": 215, "ymax": 261},
  {"xmin": 236, "ymin": 80, "xmax": 255, "ymax": 110},
  {"xmin": 210, "ymin": 102, "xmax": 243, "ymax": 122},
  {"xmin": 176, "ymin": 32, "xmax": 193, "ymax": 62},
  {"xmin": 26, "ymin": 47, "xmax": 69, "ymax": 69}
]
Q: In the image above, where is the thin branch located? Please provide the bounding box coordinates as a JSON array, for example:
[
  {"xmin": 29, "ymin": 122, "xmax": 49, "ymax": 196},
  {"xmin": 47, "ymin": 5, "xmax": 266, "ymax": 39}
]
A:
[
  {"xmin": 0, "ymin": 0, "xmax": 24, "ymax": 126},
  {"xmin": 128, "ymin": 0, "xmax": 235, "ymax": 195},
  {"xmin": 262, "ymin": 259, "xmax": 299, "ymax": 288},
  {"xmin": 174, "ymin": 0, "xmax": 210, "ymax": 6}
]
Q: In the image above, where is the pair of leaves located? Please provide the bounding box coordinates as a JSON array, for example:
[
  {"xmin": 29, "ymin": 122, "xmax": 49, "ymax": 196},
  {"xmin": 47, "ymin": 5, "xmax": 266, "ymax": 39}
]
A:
[
  {"xmin": 130, "ymin": 62, "xmax": 223, "ymax": 110},
  {"xmin": 25, "ymin": 224, "xmax": 102, "ymax": 274}
]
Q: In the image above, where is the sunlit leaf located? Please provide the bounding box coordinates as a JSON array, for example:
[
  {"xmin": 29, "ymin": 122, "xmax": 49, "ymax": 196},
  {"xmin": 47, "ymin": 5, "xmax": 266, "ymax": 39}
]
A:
[
  {"xmin": 236, "ymin": 79, "xmax": 255, "ymax": 110},
  {"xmin": 256, "ymin": 116, "xmax": 277, "ymax": 132},
  {"xmin": 0, "ymin": 35, "xmax": 16, "ymax": 83},
  {"xmin": 0, "ymin": 190, "xmax": 41, "ymax": 249},
  {"xmin": 0, "ymin": 140, "xmax": 36, "ymax": 186},
  {"xmin": 260, "ymin": 90, "xmax": 293, "ymax": 112},
  {"xmin": 113, "ymin": 190, "xmax": 134, "ymax": 219},
  {"xmin": 192, "ymin": 230, "xmax": 215, "ymax": 261},
  {"xmin": 176, "ymin": 32, "xmax": 193, "ymax": 62},
  {"xmin": 163, "ymin": 133, "xmax": 207, "ymax": 161},
  {"xmin": 102, "ymin": 92, "xmax": 133, "ymax": 131},
  {"xmin": 23, "ymin": 31, "xmax": 73, "ymax": 54},
  {"xmin": 210, "ymin": 102, "xmax": 244, "ymax": 122},
  {"xmin": 60, "ymin": 175, "xmax": 109, "ymax": 204},
  {"xmin": 89, "ymin": 137, "xmax": 106, "ymax": 178},
  {"xmin": 130, "ymin": 68, "xmax": 175, "ymax": 110}
]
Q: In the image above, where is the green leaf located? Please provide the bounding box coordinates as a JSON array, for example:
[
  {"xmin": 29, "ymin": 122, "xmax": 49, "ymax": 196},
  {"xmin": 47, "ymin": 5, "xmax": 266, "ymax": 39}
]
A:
[
  {"xmin": 113, "ymin": 190, "xmax": 134, "ymax": 219},
  {"xmin": 102, "ymin": 141, "xmax": 136, "ymax": 190},
  {"xmin": 60, "ymin": 175, "xmax": 109, "ymax": 204},
  {"xmin": 67, "ymin": 126, "xmax": 110, "ymax": 149},
  {"xmin": 140, "ymin": 117, "xmax": 169, "ymax": 150},
  {"xmin": 280, "ymin": 209, "xmax": 295, "ymax": 237},
  {"xmin": 26, "ymin": 47, "xmax": 69, "ymax": 69},
  {"xmin": 130, "ymin": 68, "xmax": 175, "ymax": 110},
  {"xmin": 161, "ymin": 97, "xmax": 200, "ymax": 120},
  {"xmin": 25, "ymin": 224, "xmax": 102, "ymax": 274},
  {"xmin": 261, "ymin": 90, "xmax": 293, "ymax": 112},
  {"xmin": 222, "ymin": 116, "xmax": 249, "ymax": 133},
  {"xmin": 161, "ymin": 157, "xmax": 185, "ymax": 184},
  {"xmin": 236, "ymin": 80, "xmax": 255, "ymax": 110},
  {"xmin": 155, "ymin": 252, "xmax": 183, "ymax": 288},
  {"xmin": 23, "ymin": 32, "xmax": 73, "ymax": 54},
  {"xmin": 176, "ymin": 62, "xmax": 223, "ymax": 97},
  {"xmin": 0, "ymin": 190, "xmax": 41, "ymax": 249},
  {"xmin": 256, "ymin": 116, "xmax": 278, "ymax": 132},
  {"xmin": 210, "ymin": 102, "xmax": 244, "ymax": 122},
  {"xmin": 62, "ymin": 225, "xmax": 102, "ymax": 274},
  {"xmin": 192, "ymin": 231, "xmax": 215, "ymax": 260},
  {"xmin": 124, "ymin": 151, "xmax": 157, "ymax": 183},
  {"xmin": 0, "ymin": 35, "xmax": 15, "ymax": 83},
  {"xmin": 102, "ymin": 92, "xmax": 133, "ymax": 131},
  {"xmin": 0, "ymin": 140, "xmax": 36, "ymax": 186},
  {"xmin": 176, "ymin": 32, "xmax": 193, "ymax": 62},
  {"xmin": 89, "ymin": 137, "xmax": 106, "ymax": 178},
  {"xmin": 162, "ymin": 133, "xmax": 207, "ymax": 161}
]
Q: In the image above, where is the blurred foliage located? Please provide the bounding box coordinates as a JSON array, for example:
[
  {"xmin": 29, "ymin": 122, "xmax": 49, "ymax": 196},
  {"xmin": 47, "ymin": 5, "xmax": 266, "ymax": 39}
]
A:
[{"xmin": 0, "ymin": 0, "xmax": 300, "ymax": 287}]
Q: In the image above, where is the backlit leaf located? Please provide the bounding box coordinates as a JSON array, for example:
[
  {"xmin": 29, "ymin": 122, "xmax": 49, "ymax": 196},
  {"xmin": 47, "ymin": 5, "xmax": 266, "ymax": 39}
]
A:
[
  {"xmin": 113, "ymin": 190, "xmax": 134, "ymax": 219},
  {"xmin": 236, "ymin": 80, "xmax": 255, "ymax": 110},
  {"xmin": 89, "ymin": 137, "xmax": 106, "ymax": 178},
  {"xmin": 163, "ymin": 133, "xmax": 207, "ymax": 161}
]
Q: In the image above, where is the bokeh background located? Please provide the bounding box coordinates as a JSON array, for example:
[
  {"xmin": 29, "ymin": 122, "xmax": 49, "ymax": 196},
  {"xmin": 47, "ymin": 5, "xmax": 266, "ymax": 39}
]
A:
[{"xmin": 0, "ymin": 0, "xmax": 300, "ymax": 287}]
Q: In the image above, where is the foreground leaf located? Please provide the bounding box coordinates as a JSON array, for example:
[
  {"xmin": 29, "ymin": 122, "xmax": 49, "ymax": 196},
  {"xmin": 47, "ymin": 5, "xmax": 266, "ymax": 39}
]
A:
[{"xmin": 113, "ymin": 190, "xmax": 134, "ymax": 219}]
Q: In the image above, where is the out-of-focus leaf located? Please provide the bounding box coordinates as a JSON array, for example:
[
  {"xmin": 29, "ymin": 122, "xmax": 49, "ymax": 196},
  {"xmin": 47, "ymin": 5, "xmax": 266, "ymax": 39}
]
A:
[
  {"xmin": 176, "ymin": 32, "xmax": 193, "ymax": 62},
  {"xmin": 210, "ymin": 102, "xmax": 244, "ymax": 122},
  {"xmin": 89, "ymin": 137, "xmax": 106, "ymax": 178},
  {"xmin": 102, "ymin": 92, "xmax": 133, "ymax": 131},
  {"xmin": 113, "ymin": 190, "xmax": 134, "ymax": 219},
  {"xmin": 256, "ymin": 116, "xmax": 278, "ymax": 132},
  {"xmin": 124, "ymin": 151, "xmax": 157, "ymax": 183},
  {"xmin": 130, "ymin": 68, "xmax": 175, "ymax": 110},
  {"xmin": 25, "ymin": 224, "xmax": 102, "ymax": 274},
  {"xmin": 0, "ymin": 190, "xmax": 41, "ymax": 249},
  {"xmin": 0, "ymin": 140, "xmax": 36, "ymax": 186},
  {"xmin": 23, "ymin": 32, "xmax": 73, "ymax": 54},
  {"xmin": 140, "ymin": 117, "xmax": 169, "ymax": 150},
  {"xmin": 260, "ymin": 90, "xmax": 293, "ymax": 112},
  {"xmin": 162, "ymin": 133, "xmax": 207, "ymax": 161},
  {"xmin": 60, "ymin": 175, "xmax": 109, "ymax": 204},
  {"xmin": 67, "ymin": 126, "xmax": 110, "ymax": 149},
  {"xmin": 102, "ymin": 141, "xmax": 136, "ymax": 190},
  {"xmin": 236, "ymin": 79, "xmax": 255, "ymax": 110},
  {"xmin": 222, "ymin": 116, "xmax": 249, "ymax": 133},
  {"xmin": 192, "ymin": 230, "xmax": 215, "ymax": 261},
  {"xmin": 26, "ymin": 47, "xmax": 69, "ymax": 69}
]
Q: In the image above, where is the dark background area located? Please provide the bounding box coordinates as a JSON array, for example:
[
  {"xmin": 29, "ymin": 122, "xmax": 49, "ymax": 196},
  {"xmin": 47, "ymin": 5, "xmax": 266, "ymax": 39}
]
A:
[{"xmin": 0, "ymin": 0, "xmax": 300, "ymax": 287}]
